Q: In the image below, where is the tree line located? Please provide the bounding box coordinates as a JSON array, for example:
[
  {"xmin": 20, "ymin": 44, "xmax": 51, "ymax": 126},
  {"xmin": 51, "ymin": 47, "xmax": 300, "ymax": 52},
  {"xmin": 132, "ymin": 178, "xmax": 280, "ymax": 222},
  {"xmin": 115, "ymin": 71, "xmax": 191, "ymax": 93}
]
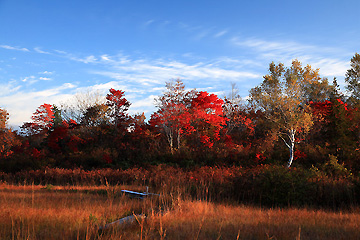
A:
[{"xmin": 1, "ymin": 54, "xmax": 360, "ymax": 173}]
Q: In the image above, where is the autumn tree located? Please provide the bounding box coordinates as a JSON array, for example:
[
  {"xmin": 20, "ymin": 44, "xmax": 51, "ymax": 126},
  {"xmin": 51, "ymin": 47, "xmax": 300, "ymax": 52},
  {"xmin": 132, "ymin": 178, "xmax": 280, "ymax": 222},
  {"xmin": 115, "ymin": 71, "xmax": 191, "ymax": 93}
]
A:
[
  {"xmin": 151, "ymin": 79, "xmax": 228, "ymax": 155},
  {"xmin": 31, "ymin": 103, "xmax": 55, "ymax": 131},
  {"xmin": 69, "ymin": 88, "xmax": 131, "ymax": 128},
  {"xmin": 188, "ymin": 91, "xmax": 227, "ymax": 149},
  {"xmin": 0, "ymin": 108, "xmax": 8, "ymax": 130},
  {"xmin": 80, "ymin": 104, "xmax": 109, "ymax": 127},
  {"xmin": 106, "ymin": 88, "xmax": 131, "ymax": 127},
  {"xmin": 151, "ymin": 79, "xmax": 197, "ymax": 153},
  {"xmin": 21, "ymin": 103, "xmax": 55, "ymax": 135},
  {"xmin": 249, "ymin": 60, "xmax": 319, "ymax": 167},
  {"xmin": 0, "ymin": 108, "xmax": 18, "ymax": 158}
]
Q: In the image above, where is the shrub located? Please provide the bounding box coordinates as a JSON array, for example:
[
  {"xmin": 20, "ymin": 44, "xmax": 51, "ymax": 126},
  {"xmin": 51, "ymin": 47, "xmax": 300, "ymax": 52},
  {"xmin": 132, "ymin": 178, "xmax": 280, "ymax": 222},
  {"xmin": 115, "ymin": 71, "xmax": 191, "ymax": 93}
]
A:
[{"xmin": 2, "ymin": 165, "xmax": 359, "ymax": 210}]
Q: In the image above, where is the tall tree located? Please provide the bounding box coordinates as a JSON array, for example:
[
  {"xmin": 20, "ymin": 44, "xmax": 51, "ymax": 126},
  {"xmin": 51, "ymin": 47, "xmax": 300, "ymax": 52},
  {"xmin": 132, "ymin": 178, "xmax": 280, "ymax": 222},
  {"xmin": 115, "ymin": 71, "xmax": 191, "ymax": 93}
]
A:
[
  {"xmin": 345, "ymin": 53, "xmax": 360, "ymax": 105},
  {"xmin": 0, "ymin": 108, "xmax": 18, "ymax": 158},
  {"xmin": 80, "ymin": 104, "xmax": 109, "ymax": 127},
  {"xmin": 31, "ymin": 103, "xmax": 55, "ymax": 131},
  {"xmin": 249, "ymin": 60, "xmax": 317, "ymax": 167},
  {"xmin": 0, "ymin": 108, "xmax": 8, "ymax": 130},
  {"xmin": 189, "ymin": 91, "xmax": 227, "ymax": 148},
  {"xmin": 151, "ymin": 79, "xmax": 196, "ymax": 153},
  {"xmin": 106, "ymin": 88, "xmax": 131, "ymax": 126},
  {"xmin": 60, "ymin": 89, "xmax": 106, "ymax": 123},
  {"xmin": 151, "ymin": 80, "xmax": 228, "ymax": 154},
  {"xmin": 223, "ymin": 83, "xmax": 254, "ymax": 141},
  {"xmin": 21, "ymin": 103, "xmax": 55, "ymax": 135}
]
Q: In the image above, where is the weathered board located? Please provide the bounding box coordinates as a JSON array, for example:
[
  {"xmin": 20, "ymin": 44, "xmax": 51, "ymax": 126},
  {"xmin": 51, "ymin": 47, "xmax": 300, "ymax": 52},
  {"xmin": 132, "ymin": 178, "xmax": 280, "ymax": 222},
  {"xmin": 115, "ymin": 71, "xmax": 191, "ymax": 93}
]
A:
[{"xmin": 121, "ymin": 189, "xmax": 160, "ymax": 199}]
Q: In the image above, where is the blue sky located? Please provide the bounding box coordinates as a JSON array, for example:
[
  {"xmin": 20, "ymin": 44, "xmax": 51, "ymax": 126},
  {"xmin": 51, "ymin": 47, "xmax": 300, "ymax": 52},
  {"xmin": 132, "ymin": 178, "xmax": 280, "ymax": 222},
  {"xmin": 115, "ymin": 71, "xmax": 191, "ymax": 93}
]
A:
[{"xmin": 1, "ymin": 0, "xmax": 359, "ymax": 127}]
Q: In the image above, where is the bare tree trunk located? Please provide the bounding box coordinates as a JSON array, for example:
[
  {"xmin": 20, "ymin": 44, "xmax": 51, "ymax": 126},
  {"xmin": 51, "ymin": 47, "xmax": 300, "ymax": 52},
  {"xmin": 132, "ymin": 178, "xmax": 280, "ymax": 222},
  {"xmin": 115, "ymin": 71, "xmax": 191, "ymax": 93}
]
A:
[
  {"xmin": 280, "ymin": 129, "xmax": 296, "ymax": 168},
  {"xmin": 165, "ymin": 126, "xmax": 174, "ymax": 154},
  {"xmin": 287, "ymin": 129, "xmax": 296, "ymax": 168},
  {"xmin": 177, "ymin": 129, "xmax": 181, "ymax": 150},
  {"xmin": 169, "ymin": 133, "xmax": 174, "ymax": 154},
  {"xmin": 287, "ymin": 141, "xmax": 294, "ymax": 168}
]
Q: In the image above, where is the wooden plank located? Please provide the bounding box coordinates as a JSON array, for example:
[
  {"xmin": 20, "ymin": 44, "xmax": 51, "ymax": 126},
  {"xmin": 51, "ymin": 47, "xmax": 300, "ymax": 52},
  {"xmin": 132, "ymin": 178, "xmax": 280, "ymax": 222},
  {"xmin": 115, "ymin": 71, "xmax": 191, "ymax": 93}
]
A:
[{"xmin": 121, "ymin": 189, "xmax": 160, "ymax": 199}]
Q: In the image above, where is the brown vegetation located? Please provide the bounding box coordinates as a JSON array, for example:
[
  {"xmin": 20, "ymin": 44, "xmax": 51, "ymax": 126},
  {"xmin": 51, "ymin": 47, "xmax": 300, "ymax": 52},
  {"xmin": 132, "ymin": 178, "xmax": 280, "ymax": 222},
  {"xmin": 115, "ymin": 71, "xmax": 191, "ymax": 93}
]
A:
[{"xmin": 1, "ymin": 183, "xmax": 359, "ymax": 239}]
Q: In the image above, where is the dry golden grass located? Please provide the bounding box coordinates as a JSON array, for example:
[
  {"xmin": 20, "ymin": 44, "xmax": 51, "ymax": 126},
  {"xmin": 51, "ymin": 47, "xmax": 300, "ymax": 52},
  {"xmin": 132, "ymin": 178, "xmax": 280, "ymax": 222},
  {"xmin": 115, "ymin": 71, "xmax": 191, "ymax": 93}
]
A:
[
  {"xmin": 0, "ymin": 183, "xmax": 148, "ymax": 239},
  {"xmin": 1, "ymin": 183, "xmax": 359, "ymax": 239},
  {"xmin": 145, "ymin": 201, "xmax": 360, "ymax": 240}
]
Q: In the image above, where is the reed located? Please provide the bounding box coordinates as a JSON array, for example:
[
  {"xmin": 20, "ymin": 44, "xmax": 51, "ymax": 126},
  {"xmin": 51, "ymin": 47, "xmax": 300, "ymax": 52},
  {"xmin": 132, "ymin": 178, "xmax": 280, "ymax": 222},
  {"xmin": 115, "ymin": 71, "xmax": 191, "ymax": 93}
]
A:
[{"xmin": 1, "ymin": 183, "xmax": 360, "ymax": 239}]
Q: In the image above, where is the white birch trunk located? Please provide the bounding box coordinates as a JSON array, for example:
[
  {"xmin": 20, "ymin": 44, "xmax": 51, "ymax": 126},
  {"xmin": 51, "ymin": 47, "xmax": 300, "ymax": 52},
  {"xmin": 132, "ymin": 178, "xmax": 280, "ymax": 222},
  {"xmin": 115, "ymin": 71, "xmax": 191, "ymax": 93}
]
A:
[
  {"xmin": 280, "ymin": 129, "xmax": 296, "ymax": 168},
  {"xmin": 287, "ymin": 129, "xmax": 296, "ymax": 168}
]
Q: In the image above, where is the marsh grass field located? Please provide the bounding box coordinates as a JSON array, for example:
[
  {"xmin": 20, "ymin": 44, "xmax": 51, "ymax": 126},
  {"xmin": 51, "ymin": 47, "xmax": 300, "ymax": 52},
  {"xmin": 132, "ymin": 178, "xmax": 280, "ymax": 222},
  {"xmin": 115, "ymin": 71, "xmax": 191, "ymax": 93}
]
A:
[{"xmin": 1, "ymin": 183, "xmax": 360, "ymax": 240}]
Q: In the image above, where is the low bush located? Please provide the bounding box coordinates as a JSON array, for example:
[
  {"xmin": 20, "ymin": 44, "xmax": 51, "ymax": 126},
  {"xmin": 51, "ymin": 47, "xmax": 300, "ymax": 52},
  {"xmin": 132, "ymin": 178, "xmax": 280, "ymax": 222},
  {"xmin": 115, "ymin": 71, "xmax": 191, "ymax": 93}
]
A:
[{"xmin": 1, "ymin": 164, "xmax": 358, "ymax": 210}]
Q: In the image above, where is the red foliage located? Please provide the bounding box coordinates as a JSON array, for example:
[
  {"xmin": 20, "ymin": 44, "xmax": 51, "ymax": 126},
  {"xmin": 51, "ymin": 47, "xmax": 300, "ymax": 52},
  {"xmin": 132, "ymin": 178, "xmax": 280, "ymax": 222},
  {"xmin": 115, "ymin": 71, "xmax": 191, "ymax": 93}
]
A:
[
  {"xmin": 31, "ymin": 148, "xmax": 42, "ymax": 159},
  {"xmin": 255, "ymin": 153, "xmax": 266, "ymax": 163},
  {"xmin": 102, "ymin": 153, "xmax": 112, "ymax": 164},
  {"xmin": 31, "ymin": 103, "xmax": 54, "ymax": 131},
  {"xmin": 310, "ymin": 100, "xmax": 332, "ymax": 117},
  {"xmin": 150, "ymin": 102, "xmax": 195, "ymax": 135},
  {"xmin": 150, "ymin": 91, "xmax": 228, "ymax": 150},
  {"xmin": 47, "ymin": 126, "xmax": 68, "ymax": 152},
  {"xmin": 61, "ymin": 119, "xmax": 78, "ymax": 129},
  {"xmin": 68, "ymin": 135, "xmax": 84, "ymax": 152},
  {"xmin": 106, "ymin": 88, "xmax": 131, "ymax": 125},
  {"xmin": 294, "ymin": 149, "xmax": 307, "ymax": 161},
  {"xmin": 106, "ymin": 89, "xmax": 129, "ymax": 109},
  {"xmin": 310, "ymin": 99, "xmax": 358, "ymax": 133},
  {"xmin": 189, "ymin": 91, "xmax": 228, "ymax": 148},
  {"xmin": 310, "ymin": 99, "xmax": 354, "ymax": 120}
]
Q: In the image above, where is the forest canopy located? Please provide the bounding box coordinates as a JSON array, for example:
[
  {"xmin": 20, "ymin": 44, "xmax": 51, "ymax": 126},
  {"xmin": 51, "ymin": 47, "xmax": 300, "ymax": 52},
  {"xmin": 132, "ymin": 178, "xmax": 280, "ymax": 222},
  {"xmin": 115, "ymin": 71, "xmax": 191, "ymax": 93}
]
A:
[{"xmin": 1, "ymin": 54, "xmax": 360, "ymax": 173}]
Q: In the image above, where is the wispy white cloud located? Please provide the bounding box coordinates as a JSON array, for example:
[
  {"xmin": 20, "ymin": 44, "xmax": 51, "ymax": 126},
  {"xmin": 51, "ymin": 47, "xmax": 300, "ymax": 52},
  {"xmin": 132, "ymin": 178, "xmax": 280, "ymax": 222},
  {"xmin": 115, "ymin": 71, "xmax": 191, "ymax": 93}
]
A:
[
  {"xmin": 0, "ymin": 45, "xmax": 29, "ymax": 52},
  {"xmin": 306, "ymin": 58, "xmax": 350, "ymax": 89},
  {"xmin": 73, "ymin": 81, "xmax": 129, "ymax": 94},
  {"xmin": 39, "ymin": 71, "xmax": 54, "ymax": 75},
  {"xmin": 21, "ymin": 75, "xmax": 53, "ymax": 84},
  {"xmin": 100, "ymin": 54, "xmax": 111, "ymax": 61},
  {"xmin": 128, "ymin": 94, "xmax": 158, "ymax": 116},
  {"xmin": 34, "ymin": 47, "xmax": 50, "ymax": 54},
  {"xmin": 214, "ymin": 30, "xmax": 228, "ymax": 38},
  {"xmin": 54, "ymin": 49, "xmax": 98, "ymax": 64},
  {"xmin": 39, "ymin": 77, "xmax": 52, "ymax": 81},
  {"xmin": 0, "ymin": 83, "xmax": 77, "ymax": 126},
  {"xmin": 54, "ymin": 49, "xmax": 67, "ymax": 54},
  {"xmin": 231, "ymin": 37, "xmax": 350, "ymax": 78},
  {"xmin": 131, "ymin": 94, "xmax": 157, "ymax": 109},
  {"xmin": 92, "ymin": 56, "xmax": 260, "ymax": 87},
  {"xmin": 231, "ymin": 37, "xmax": 317, "ymax": 58},
  {"xmin": 155, "ymin": 21, "xmax": 229, "ymax": 42},
  {"xmin": 73, "ymin": 55, "xmax": 97, "ymax": 64},
  {"xmin": 0, "ymin": 81, "xmax": 21, "ymax": 97},
  {"xmin": 144, "ymin": 19, "xmax": 155, "ymax": 27},
  {"xmin": 22, "ymin": 76, "xmax": 36, "ymax": 83}
]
